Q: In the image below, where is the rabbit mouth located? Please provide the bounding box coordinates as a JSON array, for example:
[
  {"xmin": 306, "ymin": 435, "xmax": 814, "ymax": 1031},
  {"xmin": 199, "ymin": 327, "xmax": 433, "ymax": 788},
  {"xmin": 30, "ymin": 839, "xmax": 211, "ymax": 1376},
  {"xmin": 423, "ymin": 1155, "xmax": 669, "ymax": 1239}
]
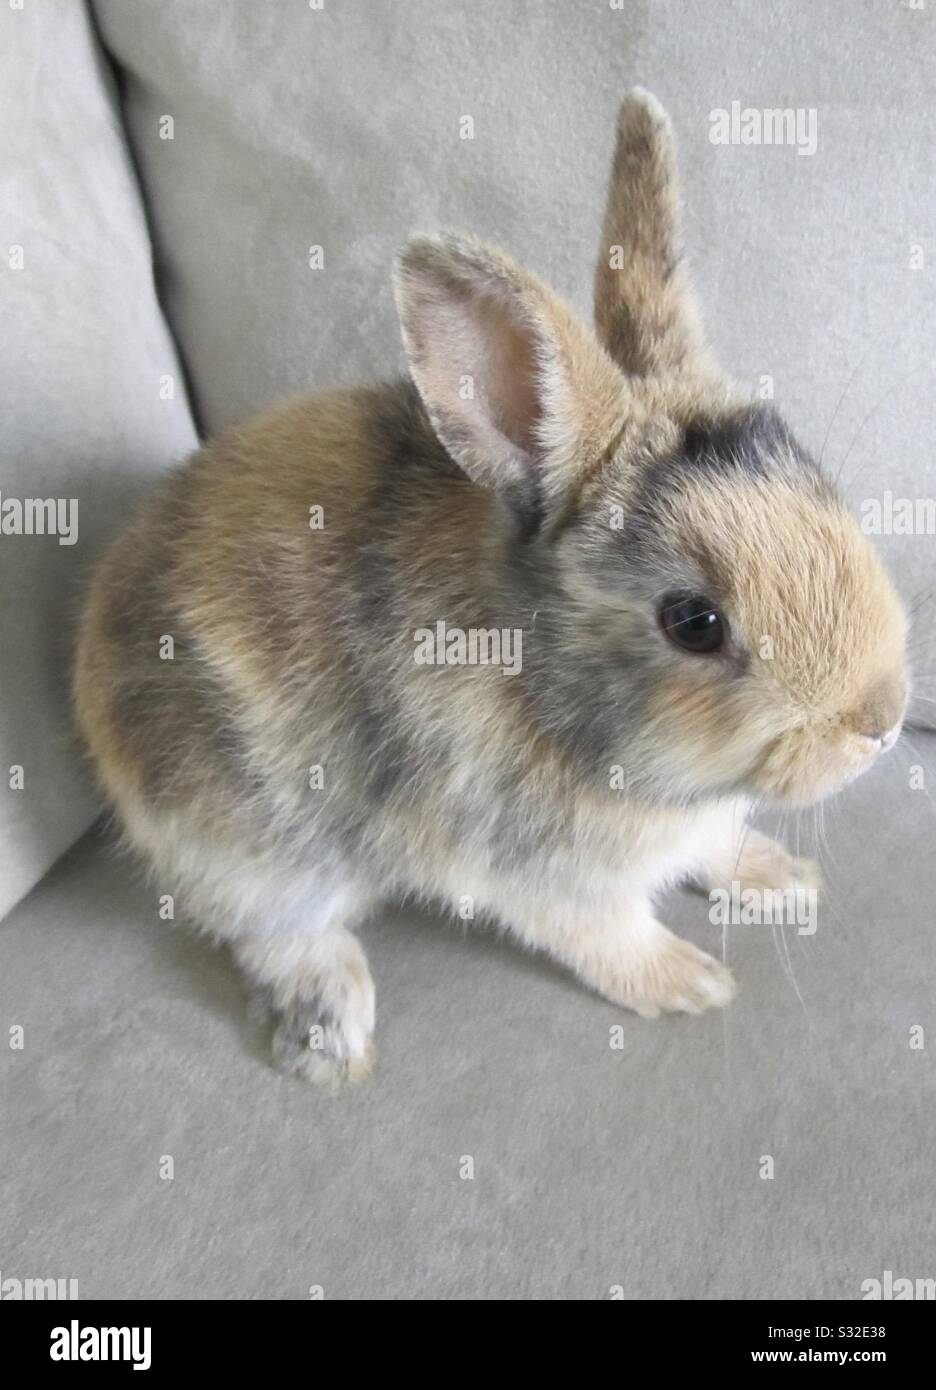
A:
[{"xmin": 751, "ymin": 720, "xmax": 904, "ymax": 807}]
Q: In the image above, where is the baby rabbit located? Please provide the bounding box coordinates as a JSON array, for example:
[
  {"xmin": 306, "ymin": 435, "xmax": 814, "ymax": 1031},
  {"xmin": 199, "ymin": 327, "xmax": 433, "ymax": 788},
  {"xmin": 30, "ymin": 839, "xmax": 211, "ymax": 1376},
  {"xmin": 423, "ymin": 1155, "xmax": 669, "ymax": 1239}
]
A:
[{"xmin": 74, "ymin": 90, "xmax": 908, "ymax": 1085}]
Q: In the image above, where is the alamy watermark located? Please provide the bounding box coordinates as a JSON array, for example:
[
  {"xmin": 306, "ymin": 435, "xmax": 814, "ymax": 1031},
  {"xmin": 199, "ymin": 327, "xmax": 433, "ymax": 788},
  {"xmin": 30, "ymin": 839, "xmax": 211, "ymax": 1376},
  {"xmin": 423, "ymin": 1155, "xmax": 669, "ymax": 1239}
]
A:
[
  {"xmin": 413, "ymin": 621, "xmax": 522, "ymax": 677},
  {"xmin": 861, "ymin": 1270, "xmax": 935, "ymax": 1300},
  {"xmin": 709, "ymin": 102, "xmax": 818, "ymax": 157},
  {"xmin": 709, "ymin": 880, "xmax": 817, "ymax": 935},
  {"xmin": 860, "ymin": 492, "xmax": 936, "ymax": 536},
  {"xmin": 50, "ymin": 1321, "xmax": 151, "ymax": 1370},
  {"xmin": 0, "ymin": 492, "xmax": 78, "ymax": 545},
  {"xmin": 0, "ymin": 1269, "xmax": 78, "ymax": 1299}
]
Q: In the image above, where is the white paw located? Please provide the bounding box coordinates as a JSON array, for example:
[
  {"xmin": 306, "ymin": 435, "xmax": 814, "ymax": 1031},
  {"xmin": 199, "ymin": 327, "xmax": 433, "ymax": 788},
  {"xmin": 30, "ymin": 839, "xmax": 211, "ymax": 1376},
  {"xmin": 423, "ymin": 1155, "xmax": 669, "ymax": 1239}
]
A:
[
  {"xmin": 611, "ymin": 932, "xmax": 736, "ymax": 1019},
  {"xmin": 735, "ymin": 842, "xmax": 820, "ymax": 895},
  {"xmin": 698, "ymin": 831, "xmax": 820, "ymax": 897},
  {"xmin": 273, "ymin": 1017, "xmax": 376, "ymax": 1089},
  {"xmin": 269, "ymin": 975, "xmax": 376, "ymax": 1089}
]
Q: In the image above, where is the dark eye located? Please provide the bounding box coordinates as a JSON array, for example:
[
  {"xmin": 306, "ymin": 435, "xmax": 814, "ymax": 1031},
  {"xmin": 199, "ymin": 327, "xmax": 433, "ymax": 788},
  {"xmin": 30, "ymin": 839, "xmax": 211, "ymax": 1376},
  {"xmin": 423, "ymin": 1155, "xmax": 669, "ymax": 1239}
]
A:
[{"xmin": 658, "ymin": 593, "xmax": 726, "ymax": 654}]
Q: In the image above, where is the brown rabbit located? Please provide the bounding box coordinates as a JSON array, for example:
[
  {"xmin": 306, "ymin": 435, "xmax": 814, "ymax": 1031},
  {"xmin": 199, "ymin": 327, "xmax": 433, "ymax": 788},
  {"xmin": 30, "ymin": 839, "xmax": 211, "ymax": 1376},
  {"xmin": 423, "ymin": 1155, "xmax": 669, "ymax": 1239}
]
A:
[{"xmin": 74, "ymin": 90, "xmax": 908, "ymax": 1085}]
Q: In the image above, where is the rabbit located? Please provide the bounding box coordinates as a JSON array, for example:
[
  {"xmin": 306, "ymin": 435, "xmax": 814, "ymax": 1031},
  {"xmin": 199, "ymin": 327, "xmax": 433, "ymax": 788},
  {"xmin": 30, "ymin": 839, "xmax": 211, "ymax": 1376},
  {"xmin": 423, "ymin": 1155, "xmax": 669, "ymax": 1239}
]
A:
[{"xmin": 73, "ymin": 89, "xmax": 908, "ymax": 1086}]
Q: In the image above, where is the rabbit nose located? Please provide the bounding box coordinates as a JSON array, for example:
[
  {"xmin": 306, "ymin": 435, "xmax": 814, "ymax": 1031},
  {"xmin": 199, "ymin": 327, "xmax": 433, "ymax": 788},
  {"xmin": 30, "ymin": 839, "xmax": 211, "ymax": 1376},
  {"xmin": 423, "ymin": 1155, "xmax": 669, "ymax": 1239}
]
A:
[
  {"xmin": 853, "ymin": 673, "xmax": 906, "ymax": 752},
  {"xmin": 862, "ymin": 725, "xmax": 901, "ymax": 752}
]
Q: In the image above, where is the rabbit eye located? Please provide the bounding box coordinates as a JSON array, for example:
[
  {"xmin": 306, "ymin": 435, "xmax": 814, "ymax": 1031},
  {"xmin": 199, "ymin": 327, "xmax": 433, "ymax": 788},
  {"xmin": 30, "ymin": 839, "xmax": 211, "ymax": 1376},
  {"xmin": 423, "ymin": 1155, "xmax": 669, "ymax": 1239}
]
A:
[{"xmin": 658, "ymin": 593, "xmax": 726, "ymax": 654}]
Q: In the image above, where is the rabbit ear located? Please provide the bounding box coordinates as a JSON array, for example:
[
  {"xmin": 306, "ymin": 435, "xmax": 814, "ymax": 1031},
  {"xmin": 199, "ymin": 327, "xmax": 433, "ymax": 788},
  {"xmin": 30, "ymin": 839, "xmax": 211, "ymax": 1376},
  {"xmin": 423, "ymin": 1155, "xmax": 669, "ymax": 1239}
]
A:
[
  {"xmin": 394, "ymin": 234, "xmax": 629, "ymax": 514},
  {"xmin": 594, "ymin": 89, "xmax": 715, "ymax": 382}
]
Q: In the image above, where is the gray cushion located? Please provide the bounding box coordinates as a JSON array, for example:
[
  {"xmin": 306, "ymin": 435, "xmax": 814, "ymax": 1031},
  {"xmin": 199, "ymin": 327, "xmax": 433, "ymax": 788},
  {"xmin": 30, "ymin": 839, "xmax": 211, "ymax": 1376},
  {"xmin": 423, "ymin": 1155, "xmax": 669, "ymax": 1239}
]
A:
[
  {"xmin": 1, "ymin": 732, "xmax": 933, "ymax": 1297},
  {"xmin": 0, "ymin": 0, "xmax": 196, "ymax": 919},
  {"xmin": 93, "ymin": 0, "xmax": 936, "ymax": 725}
]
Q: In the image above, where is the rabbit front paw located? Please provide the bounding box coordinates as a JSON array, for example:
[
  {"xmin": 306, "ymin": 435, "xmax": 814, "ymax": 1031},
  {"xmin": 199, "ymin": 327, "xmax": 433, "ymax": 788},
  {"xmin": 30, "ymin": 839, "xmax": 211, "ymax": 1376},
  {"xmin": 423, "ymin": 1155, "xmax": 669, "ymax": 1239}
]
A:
[
  {"xmin": 702, "ymin": 829, "xmax": 820, "ymax": 896},
  {"xmin": 586, "ymin": 927, "xmax": 736, "ymax": 1020}
]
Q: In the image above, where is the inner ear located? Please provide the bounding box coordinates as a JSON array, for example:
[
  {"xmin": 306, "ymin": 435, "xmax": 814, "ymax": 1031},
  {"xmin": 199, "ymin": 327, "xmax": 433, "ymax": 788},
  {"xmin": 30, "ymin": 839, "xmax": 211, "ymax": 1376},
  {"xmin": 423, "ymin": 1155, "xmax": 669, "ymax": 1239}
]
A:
[
  {"xmin": 396, "ymin": 234, "xmax": 633, "ymax": 506},
  {"xmin": 450, "ymin": 282, "xmax": 542, "ymax": 457}
]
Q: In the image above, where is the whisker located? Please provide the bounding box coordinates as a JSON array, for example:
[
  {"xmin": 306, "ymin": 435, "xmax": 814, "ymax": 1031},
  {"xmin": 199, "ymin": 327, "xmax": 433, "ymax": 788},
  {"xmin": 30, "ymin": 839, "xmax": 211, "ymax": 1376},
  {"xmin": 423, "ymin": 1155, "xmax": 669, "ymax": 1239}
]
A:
[
  {"xmin": 897, "ymin": 735, "xmax": 936, "ymax": 816},
  {"xmin": 779, "ymin": 921, "xmax": 808, "ymax": 1015},
  {"xmin": 833, "ymin": 357, "xmax": 933, "ymax": 491},
  {"xmin": 732, "ymin": 795, "xmax": 764, "ymax": 878},
  {"xmin": 819, "ymin": 338, "xmax": 884, "ymax": 471},
  {"xmin": 660, "ymin": 609, "xmax": 718, "ymax": 632},
  {"xmin": 905, "ymin": 577, "xmax": 936, "ymax": 609}
]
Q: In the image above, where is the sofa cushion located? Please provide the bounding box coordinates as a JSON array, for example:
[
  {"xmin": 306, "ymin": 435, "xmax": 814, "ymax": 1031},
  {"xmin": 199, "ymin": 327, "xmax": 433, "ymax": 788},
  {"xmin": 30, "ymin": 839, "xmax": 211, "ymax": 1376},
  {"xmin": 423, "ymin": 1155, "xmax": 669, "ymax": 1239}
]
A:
[
  {"xmin": 1, "ymin": 730, "xmax": 933, "ymax": 1296},
  {"xmin": 92, "ymin": 0, "xmax": 936, "ymax": 725},
  {"xmin": 0, "ymin": 0, "xmax": 197, "ymax": 919}
]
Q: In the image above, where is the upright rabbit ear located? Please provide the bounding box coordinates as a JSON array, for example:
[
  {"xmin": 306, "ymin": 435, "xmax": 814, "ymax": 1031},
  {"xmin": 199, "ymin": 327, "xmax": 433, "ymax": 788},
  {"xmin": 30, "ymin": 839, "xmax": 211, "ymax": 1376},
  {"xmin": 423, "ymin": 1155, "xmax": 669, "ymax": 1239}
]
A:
[
  {"xmin": 394, "ymin": 234, "xmax": 629, "ymax": 517},
  {"xmin": 594, "ymin": 89, "xmax": 716, "ymax": 383}
]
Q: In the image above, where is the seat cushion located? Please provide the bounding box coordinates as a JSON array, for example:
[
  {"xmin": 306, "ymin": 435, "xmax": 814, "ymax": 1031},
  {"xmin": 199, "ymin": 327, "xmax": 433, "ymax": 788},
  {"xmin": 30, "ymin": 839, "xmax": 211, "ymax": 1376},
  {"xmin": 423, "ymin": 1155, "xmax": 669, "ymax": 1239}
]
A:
[{"xmin": 1, "ymin": 731, "xmax": 933, "ymax": 1296}]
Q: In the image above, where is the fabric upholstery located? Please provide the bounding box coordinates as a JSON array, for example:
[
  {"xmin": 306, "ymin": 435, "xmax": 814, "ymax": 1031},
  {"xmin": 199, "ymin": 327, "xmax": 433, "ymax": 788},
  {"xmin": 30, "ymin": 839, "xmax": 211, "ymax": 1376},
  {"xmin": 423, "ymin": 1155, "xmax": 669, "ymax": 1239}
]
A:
[{"xmin": 0, "ymin": 0, "xmax": 196, "ymax": 919}]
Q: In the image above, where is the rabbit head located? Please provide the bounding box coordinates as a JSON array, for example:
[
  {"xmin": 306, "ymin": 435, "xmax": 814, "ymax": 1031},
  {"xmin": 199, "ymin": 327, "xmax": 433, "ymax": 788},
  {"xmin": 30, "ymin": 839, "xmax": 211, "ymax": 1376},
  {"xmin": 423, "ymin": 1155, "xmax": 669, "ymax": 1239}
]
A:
[{"xmin": 394, "ymin": 89, "xmax": 908, "ymax": 809}]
